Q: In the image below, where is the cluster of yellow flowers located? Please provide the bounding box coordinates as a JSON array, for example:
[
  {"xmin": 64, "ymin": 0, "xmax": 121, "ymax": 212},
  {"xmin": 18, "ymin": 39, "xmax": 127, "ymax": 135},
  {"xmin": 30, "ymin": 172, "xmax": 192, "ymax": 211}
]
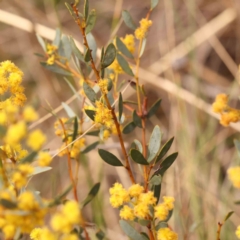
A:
[
  {"xmin": 46, "ymin": 44, "xmax": 58, "ymax": 65},
  {"xmin": 109, "ymin": 183, "xmax": 177, "ymax": 240},
  {"xmin": 0, "ymin": 60, "xmax": 26, "ymax": 109},
  {"xmin": 228, "ymin": 166, "xmax": 240, "ymax": 189},
  {"xmin": 212, "ymin": 93, "xmax": 240, "ymax": 126},
  {"xmin": 30, "ymin": 200, "xmax": 82, "ymax": 240},
  {"xmin": 0, "ymin": 190, "xmax": 47, "ymax": 239},
  {"xmin": 135, "ymin": 18, "xmax": 153, "ymax": 40},
  {"xmin": 54, "ymin": 118, "xmax": 85, "ymax": 158},
  {"xmin": 98, "ymin": 78, "xmax": 109, "ymax": 94}
]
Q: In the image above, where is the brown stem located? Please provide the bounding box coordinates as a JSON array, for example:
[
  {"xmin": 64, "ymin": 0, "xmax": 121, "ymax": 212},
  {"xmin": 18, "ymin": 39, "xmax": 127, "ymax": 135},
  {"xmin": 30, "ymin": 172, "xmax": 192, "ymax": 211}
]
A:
[
  {"xmin": 59, "ymin": 119, "xmax": 78, "ymax": 201},
  {"xmin": 71, "ymin": 4, "xmax": 135, "ymax": 184},
  {"xmin": 216, "ymin": 222, "xmax": 223, "ymax": 240}
]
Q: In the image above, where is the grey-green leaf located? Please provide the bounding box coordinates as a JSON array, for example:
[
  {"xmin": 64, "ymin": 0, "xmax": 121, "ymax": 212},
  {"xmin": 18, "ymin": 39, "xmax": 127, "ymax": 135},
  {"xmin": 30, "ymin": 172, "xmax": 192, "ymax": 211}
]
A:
[
  {"xmin": 147, "ymin": 98, "xmax": 162, "ymax": 118},
  {"xmin": 65, "ymin": 2, "xmax": 75, "ymax": 19},
  {"xmin": 153, "ymin": 184, "xmax": 161, "ymax": 203},
  {"xmin": 83, "ymin": 82, "xmax": 97, "ymax": 103},
  {"xmin": 69, "ymin": 36, "xmax": 84, "ymax": 61},
  {"xmin": 82, "ymin": 182, "xmax": 100, "ymax": 206},
  {"xmin": 149, "ymin": 174, "xmax": 161, "ymax": 185},
  {"xmin": 122, "ymin": 10, "xmax": 137, "ymax": 30},
  {"xmin": 72, "ymin": 117, "xmax": 78, "ymax": 142},
  {"xmin": 86, "ymin": 9, "xmax": 97, "ymax": 34},
  {"xmin": 85, "ymin": 109, "xmax": 96, "ymax": 121},
  {"xmin": 117, "ymin": 53, "xmax": 134, "ymax": 76},
  {"xmin": 122, "ymin": 121, "xmax": 136, "ymax": 134},
  {"xmin": 156, "ymin": 137, "xmax": 174, "ymax": 164},
  {"xmin": 81, "ymin": 141, "xmax": 99, "ymax": 154},
  {"xmin": 20, "ymin": 151, "xmax": 38, "ymax": 164},
  {"xmin": 41, "ymin": 62, "xmax": 72, "ymax": 76},
  {"xmin": 133, "ymin": 139, "xmax": 142, "ymax": 153},
  {"xmin": 30, "ymin": 166, "xmax": 52, "ymax": 176},
  {"xmin": 148, "ymin": 125, "xmax": 161, "ymax": 162},
  {"xmin": 116, "ymin": 37, "xmax": 134, "ymax": 59},
  {"xmin": 133, "ymin": 110, "xmax": 142, "ymax": 128},
  {"xmin": 130, "ymin": 149, "xmax": 149, "ymax": 165},
  {"xmin": 224, "ymin": 211, "xmax": 234, "ymax": 221},
  {"xmin": 62, "ymin": 102, "xmax": 76, "ymax": 118},
  {"xmin": 102, "ymin": 43, "xmax": 116, "ymax": 68},
  {"xmin": 86, "ymin": 33, "xmax": 97, "ymax": 60},
  {"xmin": 36, "ymin": 34, "xmax": 46, "ymax": 52},
  {"xmin": 119, "ymin": 220, "xmax": 146, "ymax": 240},
  {"xmin": 151, "ymin": 0, "xmax": 159, "ymax": 10},
  {"xmin": 98, "ymin": 149, "xmax": 123, "ymax": 167},
  {"xmin": 59, "ymin": 35, "xmax": 72, "ymax": 60},
  {"xmin": 53, "ymin": 28, "xmax": 61, "ymax": 47},
  {"xmin": 118, "ymin": 92, "xmax": 123, "ymax": 122}
]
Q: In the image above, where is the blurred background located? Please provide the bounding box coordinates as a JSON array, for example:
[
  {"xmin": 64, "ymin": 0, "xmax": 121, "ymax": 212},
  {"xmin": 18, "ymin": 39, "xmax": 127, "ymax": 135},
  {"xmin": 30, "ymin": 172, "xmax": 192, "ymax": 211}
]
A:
[{"xmin": 1, "ymin": 0, "xmax": 240, "ymax": 239}]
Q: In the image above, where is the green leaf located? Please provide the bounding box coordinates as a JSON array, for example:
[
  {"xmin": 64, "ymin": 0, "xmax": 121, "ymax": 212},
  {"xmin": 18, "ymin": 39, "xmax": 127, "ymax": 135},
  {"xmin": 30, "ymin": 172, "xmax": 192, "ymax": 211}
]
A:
[
  {"xmin": 82, "ymin": 182, "xmax": 100, "ymax": 206},
  {"xmin": 102, "ymin": 43, "xmax": 116, "ymax": 68},
  {"xmin": 149, "ymin": 174, "xmax": 161, "ymax": 185},
  {"xmin": 107, "ymin": 78, "xmax": 113, "ymax": 91},
  {"xmin": 155, "ymin": 222, "xmax": 168, "ymax": 231},
  {"xmin": 48, "ymin": 185, "xmax": 73, "ymax": 207},
  {"xmin": 138, "ymin": 219, "xmax": 151, "ymax": 227},
  {"xmin": 116, "ymin": 53, "xmax": 134, "ymax": 76},
  {"xmin": 122, "ymin": 10, "xmax": 137, "ymax": 30},
  {"xmin": 84, "ymin": 0, "xmax": 89, "ymax": 20},
  {"xmin": 119, "ymin": 220, "xmax": 146, "ymax": 240},
  {"xmin": 154, "ymin": 152, "xmax": 178, "ymax": 176},
  {"xmin": 96, "ymin": 230, "xmax": 105, "ymax": 240},
  {"xmin": 85, "ymin": 109, "xmax": 96, "ymax": 121},
  {"xmin": 98, "ymin": 149, "xmax": 123, "ymax": 166},
  {"xmin": 0, "ymin": 199, "xmax": 17, "ymax": 209},
  {"xmin": 41, "ymin": 62, "xmax": 72, "ymax": 76},
  {"xmin": 62, "ymin": 102, "xmax": 76, "ymax": 118},
  {"xmin": 224, "ymin": 211, "xmax": 234, "ymax": 221},
  {"xmin": 36, "ymin": 34, "xmax": 46, "ymax": 52},
  {"xmin": 30, "ymin": 166, "xmax": 52, "ymax": 176},
  {"xmin": 107, "ymin": 91, "xmax": 114, "ymax": 106},
  {"xmin": 81, "ymin": 141, "xmax": 99, "ymax": 154},
  {"xmin": 72, "ymin": 117, "xmax": 78, "ymax": 142},
  {"xmin": 86, "ymin": 130, "xmax": 99, "ymax": 136},
  {"xmin": 133, "ymin": 110, "xmax": 142, "ymax": 128},
  {"xmin": 59, "ymin": 35, "xmax": 72, "ymax": 60},
  {"xmin": 65, "ymin": 2, "xmax": 75, "ymax": 19},
  {"xmin": 133, "ymin": 139, "xmax": 142, "ymax": 153},
  {"xmin": 84, "ymin": 48, "xmax": 91, "ymax": 62},
  {"xmin": 118, "ymin": 92, "xmax": 123, "ymax": 122},
  {"xmin": 53, "ymin": 28, "xmax": 61, "ymax": 47},
  {"xmin": 130, "ymin": 149, "xmax": 149, "ymax": 165},
  {"xmin": 151, "ymin": 0, "xmax": 159, "ymax": 10},
  {"xmin": 86, "ymin": 9, "xmax": 97, "ymax": 34},
  {"xmin": 83, "ymin": 82, "xmax": 97, "ymax": 103},
  {"xmin": 20, "ymin": 151, "xmax": 38, "ymax": 164},
  {"xmin": 140, "ymin": 232, "xmax": 150, "ymax": 240},
  {"xmin": 116, "ymin": 37, "xmax": 134, "ymax": 59},
  {"xmin": 156, "ymin": 137, "xmax": 174, "ymax": 164},
  {"xmin": 153, "ymin": 184, "xmax": 161, "ymax": 203},
  {"xmin": 69, "ymin": 36, "xmax": 84, "ymax": 61},
  {"xmin": 147, "ymin": 98, "xmax": 162, "ymax": 118},
  {"xmin": 122, "ymin": 121, "xmax": 136, "ymax": 134},
  {"xmin": 148, "ymin": 125, "xmax": 161, "ymax": 162}
]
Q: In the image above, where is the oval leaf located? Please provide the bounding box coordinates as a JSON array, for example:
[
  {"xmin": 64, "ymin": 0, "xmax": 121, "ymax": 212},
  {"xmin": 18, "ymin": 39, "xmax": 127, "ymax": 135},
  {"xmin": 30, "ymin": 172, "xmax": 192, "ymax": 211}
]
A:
[
  {"xmin": 20, "ymin": 151, "xmax": 38, "ymax": 164},
  {"xmin": 62, "ymin": 102, "xmax": 76, "ymax": 118},
  {"xmin": 148, "ymin": 125, "xmax": 161, "ymax": 162},
  {"xmin": 133, "ymin": 110, "xmax": 142, "ymax": 128},
  {"xmin": 98, "ymin": 149, "xmax": 123, "ymax": 166},
  {"xmin": 122, "ymin": 10, "xmax": 137, "ymax": 30},
  {"xmin": 82, "ymin": 182, "xmax": 100, "ymax": 206},
  {"xmin": 133, "ymin": 139, "xmax": 143, "ymax": 153},
  {"xmin": 130, "ymin": 149, "xmax": 149, "ymax": 165},
  {"xmin": 151, "ymin": 0, "xmax": 159, "ymax": 10},
  {"xmin": 81, "ymin": 141, "xmax": 99, "ymax": 154},
  {"xmin": 70, "ymin": 37, "xmax": 84, "ymax": 61},
  {"xmin": 116, "ymin": 37, "xmax": 134, "ymax": 59},
  {"xmin": 102, "ymin": 43, "xmax": 116, "ymax": 68},
  {"xmin": 86, "ymin": 9, "xmax": 97, "ymax": 34},
  {"xmin": 85, "ymin": 109, "xmax": 96, "ymax": 121},
  {"xmin": 147, "ymin": 98, "xmax": 162, "ymax": 118},
  {"xmin": 84, "ymin": 48, "xmax": 91, "ymax": 62},
  {"xmin": 83, "ymin": 82, "xmax": 97, "ymax": 103},
  {"xmin": 30, "ymin": 166, "xmax": 52, "ymax": 176},
  {"xmin": 41, "ymin": 62, "xmax": 72, "ymax": 76},
  {"xmin": 122, "ymin": 121, "xmax": 136, "ymax": 134},
  {"xmin": 224, "ymin": 211, "xmax": 234, "ymax": 221},
  {"xmin": 84, "ymin": 0, "xmax": 89, "ymax": 20},
  {"xmin": 119, "ymin": 220, "xmax": 147, "ymax": 240},
  {"xmin": 153, "ymin": 184, "xmax": 161, "ymax": 204},
  {"xmin": 117, "ymin": 53, "xmax": 134, "ymax": 76},
  {"xmin": 156, "ymin": 137, "xmax": 174, "ymax": 164},
  {"xmin": 149, "ymin": 174, "xmax": 162, "ymax": 185},
  {"xmin": 118, "ymin": 92, "xmax": 123, "ymax": 122},
  {"xmin": 154, "ymin": 152, "xmax": 178, "ymax": 176}
]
